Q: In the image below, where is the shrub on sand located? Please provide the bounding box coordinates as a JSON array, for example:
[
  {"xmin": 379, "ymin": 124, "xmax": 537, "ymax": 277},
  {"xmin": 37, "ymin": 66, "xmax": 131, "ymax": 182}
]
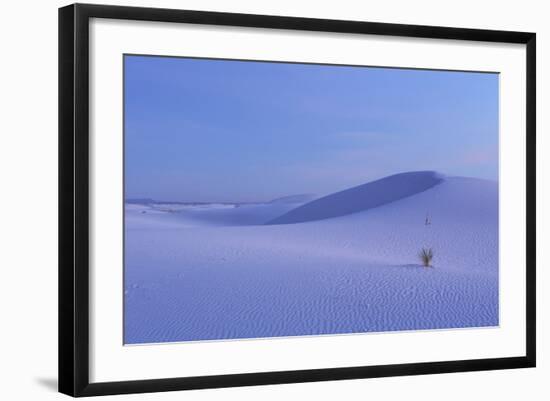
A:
[{"xmin": 419, "ymin": 247, "xmax": 434, "ymax": 267}]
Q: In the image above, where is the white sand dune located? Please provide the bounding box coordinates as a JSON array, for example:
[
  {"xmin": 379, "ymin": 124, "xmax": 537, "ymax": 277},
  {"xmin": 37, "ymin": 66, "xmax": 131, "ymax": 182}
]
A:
[
  {"xmin": 127, "ymin": 197, "xmax": 311, "ymax": 227},
  {"xmin": 267, "ymin": 171, "xmax": 443, "ymax": 224},
  {"xmin": 124, "ymin": 172, "xmax": 498, "ymax": 344}
]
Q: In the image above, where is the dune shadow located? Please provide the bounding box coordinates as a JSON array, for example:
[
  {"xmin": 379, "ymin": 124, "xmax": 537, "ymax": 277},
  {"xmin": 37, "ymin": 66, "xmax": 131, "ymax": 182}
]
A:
[
  {"xmin": 267, "ymin": 171, "xmax": 444, "ymax": 225},
  {"xmin": 35, "ymin": 377, "xmax": 57, "ymax": 392}
]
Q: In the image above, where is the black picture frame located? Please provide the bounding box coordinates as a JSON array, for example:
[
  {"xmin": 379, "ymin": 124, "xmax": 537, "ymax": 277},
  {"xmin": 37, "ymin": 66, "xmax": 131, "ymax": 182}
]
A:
[{"xmin": 59, "ymin": 3, "xmax": 536, "ymax": 397}]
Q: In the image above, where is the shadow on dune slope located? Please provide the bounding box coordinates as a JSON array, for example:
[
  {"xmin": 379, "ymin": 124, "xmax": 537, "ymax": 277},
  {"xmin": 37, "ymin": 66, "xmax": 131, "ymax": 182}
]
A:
[{"xmin": 266, "ymin": 171, "xmax": 444, "ymax": 225}]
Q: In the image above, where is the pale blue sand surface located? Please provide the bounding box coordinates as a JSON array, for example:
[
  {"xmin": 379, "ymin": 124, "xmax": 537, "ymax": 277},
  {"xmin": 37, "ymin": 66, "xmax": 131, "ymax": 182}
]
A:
[{"xmin": 124, "ymin": 172, "xmax": 498, "ymax": 344}]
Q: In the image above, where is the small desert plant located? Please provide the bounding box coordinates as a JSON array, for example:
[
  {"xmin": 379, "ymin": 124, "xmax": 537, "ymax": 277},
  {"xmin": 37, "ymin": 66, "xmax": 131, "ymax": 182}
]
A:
[{"xmin": 419, "ymin": 247, "xmax": 434, "ymax": 267}]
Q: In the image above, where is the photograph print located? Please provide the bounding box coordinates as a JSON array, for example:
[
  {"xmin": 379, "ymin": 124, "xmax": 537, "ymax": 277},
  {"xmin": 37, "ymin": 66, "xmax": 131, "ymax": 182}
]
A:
[{"xmin": 124, "ymin": 55, "xmax": 499, "ymax": 344}]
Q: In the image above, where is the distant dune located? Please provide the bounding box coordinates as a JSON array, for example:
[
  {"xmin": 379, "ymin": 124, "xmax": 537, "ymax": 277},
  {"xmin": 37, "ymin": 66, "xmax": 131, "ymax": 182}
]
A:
[
  {"xmin": 268, "ymin": 194, "xmax": 317, "ymax": 204},
  {"xmin": 267, "ymin": 171, "xmax": 444, "ymax": 225}
]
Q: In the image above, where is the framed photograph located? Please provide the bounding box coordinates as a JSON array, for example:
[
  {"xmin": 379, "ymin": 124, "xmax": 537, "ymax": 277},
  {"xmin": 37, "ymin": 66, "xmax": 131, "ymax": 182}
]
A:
[{"xmin": 58, "ymin": 3, "xmax": 536, "ymax": 397}]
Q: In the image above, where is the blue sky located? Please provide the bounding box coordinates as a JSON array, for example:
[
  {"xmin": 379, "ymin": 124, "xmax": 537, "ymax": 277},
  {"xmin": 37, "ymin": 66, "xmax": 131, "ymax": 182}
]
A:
[{"xmin": 125, "ymin": 55, "xmax": 499, "ymax": 202}]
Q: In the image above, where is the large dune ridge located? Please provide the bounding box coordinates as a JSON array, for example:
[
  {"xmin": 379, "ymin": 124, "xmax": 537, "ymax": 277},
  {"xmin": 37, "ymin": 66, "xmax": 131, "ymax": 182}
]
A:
[
  {"xmin": 124, "ymin": 171, "xmax": 499, "ymax": 344},
  {"xmin": 267, "ymin": 171, "xmax": 444, "ymax": 225}
]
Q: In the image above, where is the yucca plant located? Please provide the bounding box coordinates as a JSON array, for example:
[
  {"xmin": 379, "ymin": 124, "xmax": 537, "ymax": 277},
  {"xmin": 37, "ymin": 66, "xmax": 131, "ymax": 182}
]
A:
[{"xmin": 419, "ymin": 247, "xmax": 434, "ymax": 267}]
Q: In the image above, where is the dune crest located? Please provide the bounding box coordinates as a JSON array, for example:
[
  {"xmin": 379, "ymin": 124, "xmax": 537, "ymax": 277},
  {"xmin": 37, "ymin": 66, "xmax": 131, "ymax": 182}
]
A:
[{"xmin": 267, "ymin": 171, "xmax": 444, "ymax": 225}]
